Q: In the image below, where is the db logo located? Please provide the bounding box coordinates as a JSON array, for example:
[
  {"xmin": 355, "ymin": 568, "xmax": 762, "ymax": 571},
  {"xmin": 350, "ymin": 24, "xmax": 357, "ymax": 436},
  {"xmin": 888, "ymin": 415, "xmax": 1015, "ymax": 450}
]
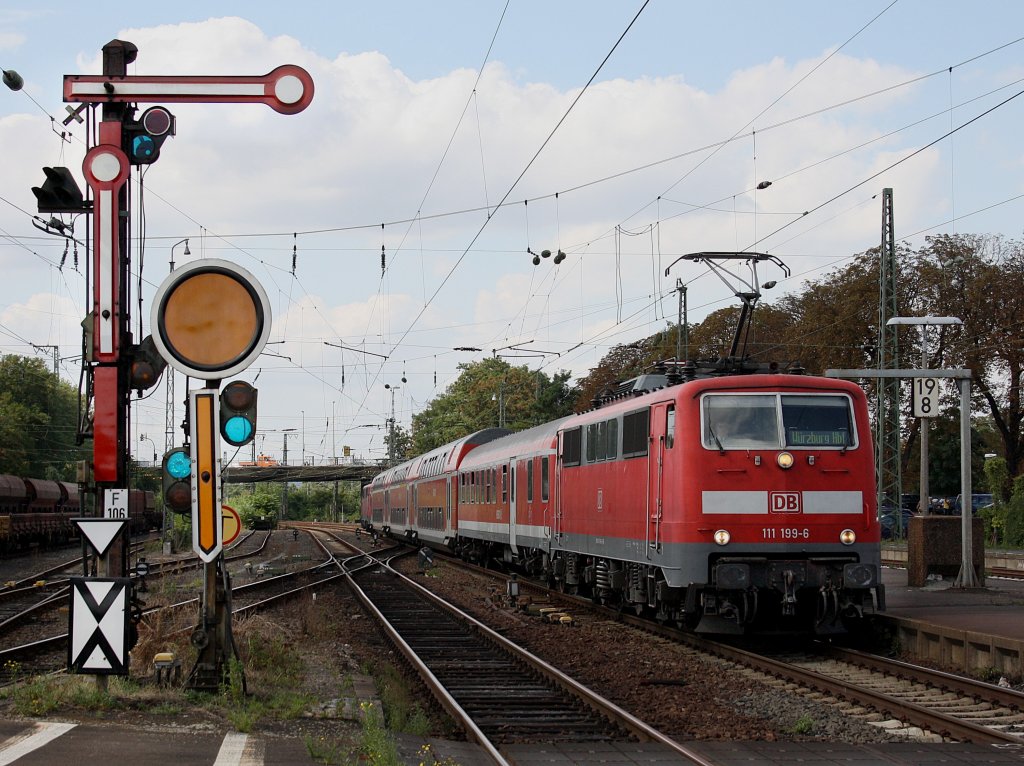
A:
[{"xmin": 769, "ymin": 491, "xmax": 801, "ymax": 514}]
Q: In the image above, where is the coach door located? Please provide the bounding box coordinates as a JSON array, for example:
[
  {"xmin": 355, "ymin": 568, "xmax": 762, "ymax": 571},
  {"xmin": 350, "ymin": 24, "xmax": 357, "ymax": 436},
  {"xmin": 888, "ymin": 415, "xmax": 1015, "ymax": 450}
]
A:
[
  {"xmin": 445, "ymin": 476, "xmax": 453, "ymax": 536},
  {"xmin": 647, "ymin": 402, "xmax": 669, "ymax": 553},
  {"xmin": 508, "ymin": 461, "xmax": 518, "ymax": 554}
]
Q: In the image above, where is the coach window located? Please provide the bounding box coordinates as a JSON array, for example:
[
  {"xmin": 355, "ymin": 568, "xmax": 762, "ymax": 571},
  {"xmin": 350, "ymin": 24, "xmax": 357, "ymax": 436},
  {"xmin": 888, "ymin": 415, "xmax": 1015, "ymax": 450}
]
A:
[
  {"xmin": 606, "ymin": 418, "xmax": 618, "ymax": 460},
  {"xmin": 527, "ymin": 459, "xmax": 534, "ymax": 502},
  {"xmin": 666, "ymin": 405, "xmax": 676, "ymax": 448},
  {"xmin": 502, "ymin": 465, "xmax": 508, "ymax": 502},
  {"xmin": 542, "ymin": 457, "xmax": 550, "ymax": 501}
]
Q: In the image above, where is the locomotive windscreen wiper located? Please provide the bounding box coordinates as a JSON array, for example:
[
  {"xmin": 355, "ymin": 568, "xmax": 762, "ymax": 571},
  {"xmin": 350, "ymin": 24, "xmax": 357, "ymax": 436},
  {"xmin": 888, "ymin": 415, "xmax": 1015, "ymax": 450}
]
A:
[{"xmin": 708, "ymin": 423, "xmax": 725, "ymax": 454}]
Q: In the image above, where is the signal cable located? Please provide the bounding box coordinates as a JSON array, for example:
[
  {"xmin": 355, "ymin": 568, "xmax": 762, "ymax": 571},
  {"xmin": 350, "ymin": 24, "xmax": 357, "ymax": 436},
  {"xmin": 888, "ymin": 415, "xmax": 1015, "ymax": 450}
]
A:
[
  {"xmin": 749, "ymin": 85, "xmax": 1024, "ymax": 251},
  {"xmin": 347, "ymin": 1, "xmax": 651, "ymax": 427}
]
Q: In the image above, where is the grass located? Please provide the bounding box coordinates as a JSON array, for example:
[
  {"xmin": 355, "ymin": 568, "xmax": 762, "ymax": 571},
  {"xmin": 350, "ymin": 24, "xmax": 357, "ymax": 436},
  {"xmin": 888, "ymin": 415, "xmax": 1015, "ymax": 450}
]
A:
[
  {"xmin": 3, "ymin": 674, "xmax": 132, "ymax": 717},
  {"xmin": 790, "ymin": 714, "xmax": 815, "ymax": 735},
  {"xmin": 0, "ymin": 588, "xmax": 455, "ymax": 764}
]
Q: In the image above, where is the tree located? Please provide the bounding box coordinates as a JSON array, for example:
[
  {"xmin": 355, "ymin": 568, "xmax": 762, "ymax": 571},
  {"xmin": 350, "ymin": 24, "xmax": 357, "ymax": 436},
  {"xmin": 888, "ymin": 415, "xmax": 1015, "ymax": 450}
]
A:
[
  {"xmin": 0, "ymin": 355, "xmax": 86, "ymax": 478},
  {"xmin": 912, "ymin": 235, "xmax": 1024, "ymax": 476},
  {"xmin": 232, "ymin": 483, "xmax": 280, "ymax": 528},
  {"xmin": 385, "ymin": 423, "xmax": 414, "ymax": 465},
  {"xmin": 575, "ymin": 302, "xmax": 798, "ymax": 410},
  {"xmin": 412, "ymin": 358, "xmax": 577, "ymax": 454}
]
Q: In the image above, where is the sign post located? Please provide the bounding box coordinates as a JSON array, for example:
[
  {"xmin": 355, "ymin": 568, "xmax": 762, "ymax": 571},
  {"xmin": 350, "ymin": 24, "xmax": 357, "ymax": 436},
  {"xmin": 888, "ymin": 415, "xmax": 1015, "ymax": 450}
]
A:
[
  {"xmin": 151, "ymin": 258, "xmax": 271, "ymax": 691},
  {"xmin": 55, "ymin": 40, "xmax": 310, "ymax": 685},
  {"xmin": 826, "ymin": 367, "xmax": 980, "ymax": 588}
]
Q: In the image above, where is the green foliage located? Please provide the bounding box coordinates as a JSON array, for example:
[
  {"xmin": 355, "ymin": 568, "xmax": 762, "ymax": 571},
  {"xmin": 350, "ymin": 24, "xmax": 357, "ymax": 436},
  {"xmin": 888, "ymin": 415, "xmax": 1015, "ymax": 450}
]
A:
[
  {"xmin": 411, "ymin": 357, "xmax": 577, "ymax": 453},
  {"xmin": 790, "ymin": 715, "xmax": 815, "ymax": 735},
  {"xmin": 355, "ymin": 702, "xmax": 402, "ymax": 766},
  {"xmin": 5, "ymin": 674, "xmax": 122, "ymax": 717},
  {"xmin": 574, "ymin": 234, "xmax": 1024, "ymax": 492},
  {"xmin": 384, "ymin": 423, "xmax": 414, "ymax": 463},
  {"xmin": 984, "ymin": 456, "xmax": 1011, "ymax": 505},
  {"xmin": 225, "ymin": 481, "xmax": 360, "ymax": 524},
  {"xmin": 0, "ymin": 354, "xmax": 86, "ymax": 478},
  {"xmin": 304, "ymin": 734, "xmax": 346, "ymax": 764},
  {"xmin": 923, "ymin": 419, "xmax": 989, "ymax": 496},
  {"xmin": 1006, "ymin": 475, "xmax": 1024, "ymax": 547},
  {"xmin": 232, "ymin": 483, "xmax": 282, "ymax": 528}
]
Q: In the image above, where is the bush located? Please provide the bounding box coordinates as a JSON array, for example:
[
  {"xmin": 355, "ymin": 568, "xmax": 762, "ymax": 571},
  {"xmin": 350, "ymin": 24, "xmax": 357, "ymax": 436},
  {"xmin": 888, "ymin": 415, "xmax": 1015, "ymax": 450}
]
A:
[{"xmin": 1005, "ymin": 475, "xmax": 1024, "ymax": 547}]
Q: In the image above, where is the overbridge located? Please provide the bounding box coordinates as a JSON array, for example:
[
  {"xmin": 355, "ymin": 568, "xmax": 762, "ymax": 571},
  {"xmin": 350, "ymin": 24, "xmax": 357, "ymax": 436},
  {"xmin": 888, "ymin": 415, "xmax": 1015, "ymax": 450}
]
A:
[
  {"xmin": 223, "ymin": 462, "xmax": 384, "ymax": 484},
  {"xmin": 136, "ymin": 461, "xmax": 384, "ymax": 485}
]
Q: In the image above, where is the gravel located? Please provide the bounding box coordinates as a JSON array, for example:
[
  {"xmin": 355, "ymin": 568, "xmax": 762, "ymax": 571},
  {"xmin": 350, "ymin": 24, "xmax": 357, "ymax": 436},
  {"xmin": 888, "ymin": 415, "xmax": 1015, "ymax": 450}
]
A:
[{"xmin": 389, "ymin": 550, "xmax": 899, "ymax": 744}]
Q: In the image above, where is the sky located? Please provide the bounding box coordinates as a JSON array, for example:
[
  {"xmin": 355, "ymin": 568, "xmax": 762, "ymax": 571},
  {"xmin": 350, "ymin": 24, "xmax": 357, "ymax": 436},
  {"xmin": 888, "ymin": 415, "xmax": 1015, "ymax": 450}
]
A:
[{"xmin": 1, "ymin": 1, "xmax": 1023, "ymax": 468}]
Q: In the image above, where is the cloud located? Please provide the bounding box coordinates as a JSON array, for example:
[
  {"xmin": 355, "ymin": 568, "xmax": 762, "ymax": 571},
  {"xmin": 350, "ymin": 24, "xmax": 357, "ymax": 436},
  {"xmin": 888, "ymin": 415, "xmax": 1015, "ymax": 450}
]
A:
[{"xmin": 2, "ymin": 14, "xmax": 1005, "ymax": 461}]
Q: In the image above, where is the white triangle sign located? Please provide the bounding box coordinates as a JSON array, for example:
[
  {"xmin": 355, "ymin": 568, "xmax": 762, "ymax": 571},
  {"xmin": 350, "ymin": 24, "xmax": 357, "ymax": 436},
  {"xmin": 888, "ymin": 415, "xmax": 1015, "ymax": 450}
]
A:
[
  {"xmin": 83, "ymin": 644, "xmax": 112, "ymax": 670},
  {"xmin": 72, "ymin": 518, "xmax": 127, "ymax": 556}
]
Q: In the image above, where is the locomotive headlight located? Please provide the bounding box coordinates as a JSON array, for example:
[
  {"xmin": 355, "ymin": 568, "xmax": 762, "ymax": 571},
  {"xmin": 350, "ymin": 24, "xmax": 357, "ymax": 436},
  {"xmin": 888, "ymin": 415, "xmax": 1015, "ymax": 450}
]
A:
[
  {"xmin": 776, "ymin": 451, "xmax": 795, "ymax": 469},
  {"xmin": 713, "ymin": 529, "xmax": 731, "ymax": 546},
  {"xmin": 840, "ymin": 528, "xmax": 856, "ymax": 545}
]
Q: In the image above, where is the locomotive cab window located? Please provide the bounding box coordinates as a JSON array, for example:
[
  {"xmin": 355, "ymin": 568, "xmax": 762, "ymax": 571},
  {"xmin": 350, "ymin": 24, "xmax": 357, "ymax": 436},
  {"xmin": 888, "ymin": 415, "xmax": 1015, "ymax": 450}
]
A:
[
  {"xmin": 704, "ymin": 394, "xmax": 778, "ymax": 449},
  {"xmin": 703, "ymin": 393, "xmax": 855, "ymax": 450},
  {"xmin": 782, "ymin": 394, "xmax": 855, "ymax": 448}
]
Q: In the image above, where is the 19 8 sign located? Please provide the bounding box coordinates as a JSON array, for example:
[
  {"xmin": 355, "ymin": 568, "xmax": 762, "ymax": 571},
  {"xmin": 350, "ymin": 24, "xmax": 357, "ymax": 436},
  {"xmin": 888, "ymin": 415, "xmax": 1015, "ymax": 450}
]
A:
[{"xmin": 913, "ymin": 377, "xmax": 940, "ymax": 418}]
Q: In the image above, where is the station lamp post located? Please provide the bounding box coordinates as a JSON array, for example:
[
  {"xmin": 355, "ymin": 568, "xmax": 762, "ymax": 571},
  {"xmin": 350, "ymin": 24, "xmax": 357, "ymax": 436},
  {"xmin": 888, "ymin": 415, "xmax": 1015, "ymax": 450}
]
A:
[{"xmin": 139, "ymin": 434, "xmax": 157, "ymax": 464}]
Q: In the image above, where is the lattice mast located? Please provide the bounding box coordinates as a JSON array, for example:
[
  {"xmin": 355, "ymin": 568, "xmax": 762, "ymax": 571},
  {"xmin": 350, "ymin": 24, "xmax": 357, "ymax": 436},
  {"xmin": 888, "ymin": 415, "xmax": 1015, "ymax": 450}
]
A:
[{"xmin": 876, "ymin": 188, "xmax": 902, "ymax": 512}]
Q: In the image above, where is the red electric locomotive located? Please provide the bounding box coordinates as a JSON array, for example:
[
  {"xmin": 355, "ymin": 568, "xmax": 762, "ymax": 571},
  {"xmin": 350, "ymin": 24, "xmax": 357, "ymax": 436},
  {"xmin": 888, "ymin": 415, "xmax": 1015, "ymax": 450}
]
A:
[
  {"xmin": 361, "ymin": 252, "xmax": 885, "ymax": 635},
  {"xmin": 362, "ymin": 366, "xmax": 884, "ymax": 636}
]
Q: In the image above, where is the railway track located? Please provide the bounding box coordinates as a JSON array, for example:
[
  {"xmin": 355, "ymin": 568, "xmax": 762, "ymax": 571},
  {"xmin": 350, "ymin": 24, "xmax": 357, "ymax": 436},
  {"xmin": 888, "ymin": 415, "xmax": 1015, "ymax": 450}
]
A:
[
  {"xmin": 789, "ymin": 644, "xmax": 1024, "ymax": 741},
  {"xmin": 0, "ymin": 530, "xmax": 316, "ymax": 679},
  {"xmin": 346, "ymin": 551, "xmax": 713, "ymax": 766},
  {"xmin": 413, "ymin": 551, "xmax": 1024, "ymax": 747}
]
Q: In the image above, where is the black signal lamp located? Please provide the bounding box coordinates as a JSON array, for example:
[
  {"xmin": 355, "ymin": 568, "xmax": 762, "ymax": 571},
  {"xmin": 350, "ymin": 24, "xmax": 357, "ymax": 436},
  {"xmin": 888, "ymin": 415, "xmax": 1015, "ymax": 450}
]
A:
[
  {"xmin": 220, "ymin": 381, "xmax": 258, "ymax": 447},
  {"xmin": 31, "ymin": 166, "xmax": 89, "ymax": 214},
  {"xmin": 128, "ymin": 335, "xmax": 167, "ymax": 392},
  {"xmin": 123, "ymin": 106, "xmax": 175, "ymax": 165}
]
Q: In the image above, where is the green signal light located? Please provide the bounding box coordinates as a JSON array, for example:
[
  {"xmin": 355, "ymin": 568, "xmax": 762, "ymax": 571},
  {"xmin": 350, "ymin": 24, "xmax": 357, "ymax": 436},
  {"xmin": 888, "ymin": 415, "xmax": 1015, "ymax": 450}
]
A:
[
  {"xmin": 166, "ymin": 450, "xmax": 191, "ymax": 479},
  {"xmin": 223, "ymin": 415, "xmax": 254, "ymax": 445}
]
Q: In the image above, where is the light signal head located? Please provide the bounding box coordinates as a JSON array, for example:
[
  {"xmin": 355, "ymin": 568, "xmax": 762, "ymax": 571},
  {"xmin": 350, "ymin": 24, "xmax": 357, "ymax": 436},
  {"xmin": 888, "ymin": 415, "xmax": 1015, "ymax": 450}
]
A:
[
  {"xmin": 162, "ymin": 447, "xmax": 192, "ymax": 515},
  {"xmin": 124, "ymin": 106, "xmax": 175, "ymax": 165},
  {"xmin": 31, "ymin": 166, "xmax": 89, "ymax": 214},
  {"xmin": 220, "ymin": 380, "xmax": 257, "ymax": 447},
  {"xmin": 128, "ymin": 335, "xmax": 167, "ymax": 392}
]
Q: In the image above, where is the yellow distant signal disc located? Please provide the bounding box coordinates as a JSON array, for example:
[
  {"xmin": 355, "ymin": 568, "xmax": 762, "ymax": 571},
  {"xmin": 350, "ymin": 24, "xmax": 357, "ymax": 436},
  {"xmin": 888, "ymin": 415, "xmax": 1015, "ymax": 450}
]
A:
[{"xmin": 151, "ymin": 259, "xmax": 271, "ymax": 379}]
